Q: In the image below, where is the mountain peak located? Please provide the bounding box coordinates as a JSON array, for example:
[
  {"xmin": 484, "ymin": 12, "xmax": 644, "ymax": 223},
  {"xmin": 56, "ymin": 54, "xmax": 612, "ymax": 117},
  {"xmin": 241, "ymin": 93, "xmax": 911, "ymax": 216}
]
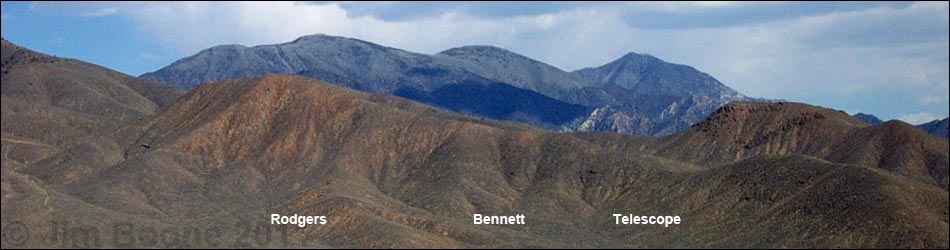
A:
[
  {"xmin": 435, "ymin": 44, "xmax": 599, "ymax": 96},
  {"xmin": 436, "ymin": 45, "xmax": 548, "ymax": 67},
  {"xmin": 193, "ymin": 74, "xmax": 353, "ymax": 102},
  {"xmin": 917, "ymin": 117, "xmax": 950, "ymax": 138},
  {"xmin": 291, "ymin": 33, "xmax": 329, "ymax": 41},
  {"xmin": 207, "ymin": 44, "xmax": 248, "ymax": 51},
  {"xmin": 618, "ymin": 51, "xmax": 660, "ymax": 62},
  {"xmin": 143, "ymin": 34, "xmax": 752, "ymax": 137},
  {"xmin": 2, "ymin": 38, "xmax": 64, "ymax": 67},
  {"xmin": 286, "ymin": 33, "xmax": 385, "ymax": 49},
  {"xmin": 692, "ymin": 101, "xmax": 864, "ymax": 132},
  {"xmin": 879, "ymin": 119, "xmax": 919, "ymax": 131},
  {"xmin": 654, "ymin": 101, "xmax": 947, "ymax": 191},
  {"xmin": 438, "ymin": 45, "xmax": 516, "ymax": 57},
  {"xmin": 288, "ymin": 33, "xmax": 351, "ymax": 44},
  {"xmin": 574, "ymin": 50, "xmax": 744, "ymax": 100},
  {"xmin": 1, "ymin": 41, "xmax": 184, "ymax": 172},
  {"xmin": 852, "ymin": 112, "xmax": 884, "ymax": 125}
]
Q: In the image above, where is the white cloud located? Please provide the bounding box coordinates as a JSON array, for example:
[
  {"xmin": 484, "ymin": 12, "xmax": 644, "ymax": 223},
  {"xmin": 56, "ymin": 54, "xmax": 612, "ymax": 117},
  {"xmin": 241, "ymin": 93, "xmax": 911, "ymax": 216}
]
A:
[
  {"xmin": 622, "ymin": 2, "xmax": 949, "ymax": 98},
  {"xmin": 29, "ymin": 2, "xmax": 134, "ymax": 17},
  {"xmin": 137, "ymin": 52, "xmax": 161, "ymax": 61},
  {"xmin": 67, "ymin": 2, "xmax": 641, "ymax": 69},
  {"xmin": 625, "ymin": 1, "xmax": 757, "ymax": 13},
  {"xmin": 899, "ymin": 112, "xmax": 941, "ymax": 125},
  {"xmin": 920, "ymin": 80, "xmax": 949, "ymax": 105},
  {"xmin": 23, "ymin": 1, "xmax": 950, "ymax": 120}
]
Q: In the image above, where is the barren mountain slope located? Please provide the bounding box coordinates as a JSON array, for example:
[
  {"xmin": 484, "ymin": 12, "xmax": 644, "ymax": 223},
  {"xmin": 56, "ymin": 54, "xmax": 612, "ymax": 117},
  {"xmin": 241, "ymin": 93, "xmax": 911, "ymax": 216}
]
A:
[
  {"xmin": 1, "ymin": 38, "xmax": 184, "ymax": 174},
  {"xmin": 581, "ymin": 102, "xmax": 949, "ymax": 190},
  {"xmin": 3, "ymin": 75, "xmax": 944, "ymax": 248}
]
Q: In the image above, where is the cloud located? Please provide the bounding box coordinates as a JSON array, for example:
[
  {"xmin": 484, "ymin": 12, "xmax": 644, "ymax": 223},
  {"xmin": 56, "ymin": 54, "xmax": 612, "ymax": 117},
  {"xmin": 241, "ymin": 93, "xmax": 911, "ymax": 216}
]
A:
[
  {"xmin": 626, "ymin": 1, "xmax": 755, "ymax": 13},
  {"xmin": 23, "ymin": 1, "xmax": 950, "ymax": 121},
  {"xmin": 899, "ymin": 112, "xmax": 941, "ymax": 125},
  {"xmin": 137, "ymin": 52, "xmax": 161, "ymax": 61},
  {"xmin": 29, "ymin": 2, "xmax": 135, "ymax": 17},
  {"xmin": 57, "ymin": 2, "xmax": 640, "ymax": 68},
  {"xmin": 919, "ymin": 80, "xmax": 949, "ymax": 105}
]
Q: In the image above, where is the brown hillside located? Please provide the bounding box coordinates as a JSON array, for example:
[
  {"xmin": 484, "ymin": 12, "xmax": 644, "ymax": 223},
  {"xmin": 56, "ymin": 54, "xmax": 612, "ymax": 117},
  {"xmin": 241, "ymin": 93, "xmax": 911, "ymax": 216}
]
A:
[
  {"xmin": 2, "ymin": 39, "xmax": 184, "ymax": 182},
  {"xmin": 1, "ymin": 75, "xmax": 940, "ymax": 248},
  {"xmin": 3, "ymin": 35, "xmax": 948, "ymax": 247},
  {"xmin": 634, "ymin": 102, "xmax": 950, "ymax": 189},
  {"xmin": 654, "ymin": 102, "xmax": 868, "ymax": 163}
]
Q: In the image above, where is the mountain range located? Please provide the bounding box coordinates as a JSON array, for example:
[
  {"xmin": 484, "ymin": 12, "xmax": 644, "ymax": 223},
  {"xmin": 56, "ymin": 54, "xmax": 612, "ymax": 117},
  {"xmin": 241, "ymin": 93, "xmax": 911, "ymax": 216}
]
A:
[
  {"xmin": 918, "ymin": 118, "xmax": 949, "ymax": 138},
  {"xmin": 584, "ymin": 102, "xmax": 948, "ymax": 190},
  {"xmin": 852, "ymin": 113, "xmax": 949, "ymax": 138},
  {"xmin": 141, "ymin": 34, "xmax": 751, "ymax": 136},
  {"xmin": 3, "ymin": 39, "xmax": 948, "ymax": 248},
  {"xmin": 853, "ymin": 113, "xmax": 885, "ymax": 125}
]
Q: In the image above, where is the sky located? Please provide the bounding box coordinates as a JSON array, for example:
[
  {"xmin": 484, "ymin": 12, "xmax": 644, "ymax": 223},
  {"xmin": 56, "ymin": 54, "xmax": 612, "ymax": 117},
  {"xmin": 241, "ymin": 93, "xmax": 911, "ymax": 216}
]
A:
[{"xmin": 1, "ymin": 1, "xmax": 948, "ymax": 124}]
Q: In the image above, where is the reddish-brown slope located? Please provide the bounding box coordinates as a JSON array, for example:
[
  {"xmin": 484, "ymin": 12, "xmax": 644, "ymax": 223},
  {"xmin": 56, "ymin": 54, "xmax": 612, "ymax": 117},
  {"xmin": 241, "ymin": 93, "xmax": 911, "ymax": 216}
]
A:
[
  {"xmin": 32, "ymin": 75, "xmax": 942, "ymax": 248},
  {"xmin": 1, "ymin": 39, "xmax": 184, "ymax": 184},
  {"xmin": 643, "ymin": 102, "xmax": 949, "ymax": 189}
]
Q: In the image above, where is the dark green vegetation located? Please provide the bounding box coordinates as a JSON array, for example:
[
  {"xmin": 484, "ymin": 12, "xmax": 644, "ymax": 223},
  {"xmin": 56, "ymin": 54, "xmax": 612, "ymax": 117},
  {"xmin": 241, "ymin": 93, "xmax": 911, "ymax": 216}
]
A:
[{"xmin": 3, "ymin": 40, "xmax": 948, "ymax": 248}]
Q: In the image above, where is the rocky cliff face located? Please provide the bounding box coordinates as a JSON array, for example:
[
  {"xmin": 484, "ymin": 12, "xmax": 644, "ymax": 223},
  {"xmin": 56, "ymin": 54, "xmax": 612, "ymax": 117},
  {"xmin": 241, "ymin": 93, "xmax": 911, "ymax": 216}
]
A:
[{"xmin": 570, "ymin": 52, "xmax": 750, "ymax": 135}]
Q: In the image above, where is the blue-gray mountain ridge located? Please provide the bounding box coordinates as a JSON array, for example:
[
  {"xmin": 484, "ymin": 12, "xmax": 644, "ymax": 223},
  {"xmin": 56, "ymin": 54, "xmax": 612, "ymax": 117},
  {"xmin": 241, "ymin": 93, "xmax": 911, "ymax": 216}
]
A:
[
  {"xmin": 918, "ymin": 118, "xmax": 949, "ymax": 138},
  {"xmin": 142, "ymin": 34, "xmax": 754, "ymax": 136},
  {"xmin": 853, "ymin": 113, "xmax": 885, "ymax": 126},
  {"xmin": 853, "ymin": 112, "xmax": 948, "ymax": 138}
]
